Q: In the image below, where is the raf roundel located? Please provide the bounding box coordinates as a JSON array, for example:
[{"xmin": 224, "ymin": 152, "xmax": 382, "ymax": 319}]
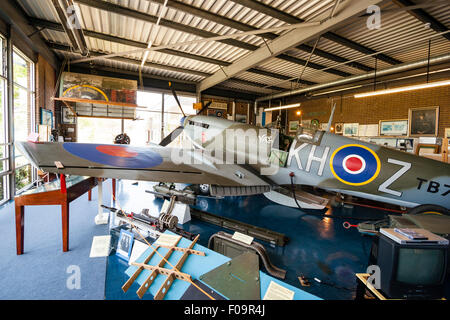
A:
[
  {"xmin": 329, "ymin": 144, "xmax": 381, "ymax": 186},
  {"xmin": 63, "ymin": 143, "xmax": 164, "ymax": 169}
]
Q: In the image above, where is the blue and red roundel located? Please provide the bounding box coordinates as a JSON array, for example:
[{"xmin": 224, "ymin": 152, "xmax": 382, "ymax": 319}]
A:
[
  {"xmin": 329, "ymin": 144, "xmax": 381, "ymax": 186},
  {"xmin": 63, "ymin": 143, "xmax": 163, "ymax": 169}
]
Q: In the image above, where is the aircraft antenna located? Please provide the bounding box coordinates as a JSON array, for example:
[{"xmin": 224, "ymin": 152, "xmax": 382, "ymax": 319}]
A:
[{"xmin": 326, "ymin": 102, "xmax": 336, "ymax": 132}]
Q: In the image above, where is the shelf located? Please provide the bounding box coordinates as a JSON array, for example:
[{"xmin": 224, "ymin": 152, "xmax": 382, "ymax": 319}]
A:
[{"xmin": 53, "ymin": 97, "xmax": 141, "ymax": 108}]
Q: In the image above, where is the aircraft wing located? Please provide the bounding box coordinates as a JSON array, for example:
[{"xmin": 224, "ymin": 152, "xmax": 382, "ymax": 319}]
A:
[{"xmin": 17, "ymin": 141, "xmax": 270, "ymax": 187}]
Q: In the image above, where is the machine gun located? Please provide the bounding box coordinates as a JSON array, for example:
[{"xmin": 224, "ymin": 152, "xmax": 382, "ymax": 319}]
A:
[{"xmin": 101, "ymin": 205, "xmax": 197, "ymax": 240}]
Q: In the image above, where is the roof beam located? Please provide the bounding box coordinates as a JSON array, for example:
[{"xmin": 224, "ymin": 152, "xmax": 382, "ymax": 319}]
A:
[
  {"xmin": 393, "ymin": 0, "xmax": 450, "ymax": 41},
  {"xmin": 73, "ymin": 0, "xmax": 350, "ymax": 77},
  {"xmin": 31, "ymin": 18, "xmax": 316, "ymax": 86},
  {"xmin": 198, "ymin": 0, "xmax": 385, "ymax": 92},
  {"xmin": 48, "ymin": 41, "xmax": 287, "ymax": 91},
  {"xmin": 75, "ymin": 0, "xmax": 258, "ymax": 51},
  {"xmin": 149, "ymin": 0, "xmax": 373, "ymax": 72},
  {"xmin": 51, "ymin": 0, "xmax": 89, "ymax": 56},
  {"xmin": 47, "ymin": 41, "xmax": 210, "ymax": 77},
  {"xmin": 234, "ymin": 0, "xmax": 402, "ymax": 65}
]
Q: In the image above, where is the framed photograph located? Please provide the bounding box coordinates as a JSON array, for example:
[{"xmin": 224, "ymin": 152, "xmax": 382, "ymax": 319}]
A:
[
  {"xmin": 116, "ymin": 229, "xmax": 134, "ymax": 261},
  {"xmin": 289, "ymin": 120, "xmax": 299, "ymax": 132},
  {"xmin": 62, "ymin": 107, "xmax": 77, "ymax": 124},
  {"xmin": 310, "ymin": 119, "xmax": 319, "ymax": 129},
  {"xmin": 335, "ymin": 123, "xmax": 343, "ymax": 134},
  {"xmin": 235, "ymin": 114, "xmax": 247, "ymax": 124},
  {"xmin": 408, "ymin": 106, "xmax": 439, "ymax": 136},
  {"xmin": 343, "ymin": 123, "xmax": 359, "ymax": 136},
  {"xmin": 379, "ymin": 119, "xmax": 408, "ymax": 136},
  {"xmin": 444, "ymin": 128, "xmax": 450, "ymax": 139},
  {"xmin": 40, "ymin": 108, "xmax": 53, "ymax": 128}
]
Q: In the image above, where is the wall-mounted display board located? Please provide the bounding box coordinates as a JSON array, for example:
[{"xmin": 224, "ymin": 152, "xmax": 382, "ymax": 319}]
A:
[
  {"xmin": 60, "ymin": 72, "xmax": 137, "ymax": 104},
  {"xmin": 343, "ymin": 123, "xmax": 359, "ymax": 136},
  {"xmin": 379, "ymin": 119, "xmax": 408, "ymax": 136},
  {"xmin": 55, "ymin": 72, "xmax": 140, "ymax": 120},
  {"xmin": 358, "ymin": 124, "xmax": 379, "ymax": 137}
]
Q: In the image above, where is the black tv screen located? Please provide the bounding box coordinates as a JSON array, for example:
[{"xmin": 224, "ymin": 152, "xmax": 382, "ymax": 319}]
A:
[{"xmin": 396, "ymin": 248, "xmax": 446, "ymax": 285}]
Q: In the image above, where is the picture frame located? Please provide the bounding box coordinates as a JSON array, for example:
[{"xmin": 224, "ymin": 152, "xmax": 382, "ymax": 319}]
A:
[
  {"xmin": 408, "ymin": 106, "xmax": 439, "ymax": 137},
  {"xmin": 62, "ymin": 107, "xmax": 77, "ymax": 124},
  {"xmin": 343, "ymin": 123, "xmax": 359, "ymax": 136},
  {"xmin": 335, "ymin": 123, "xmax": 343, "ymax": 134},
  {"xmin": 310, "ymin": 119, "xmax": 319, "ymax": 129},
  {"xmin": 116, "ymin": 229, "xmax": 134, "ymax": 261},
  {"xmin": 289, "ymin": 120, "xmax": 299, "ymax": 132},
  {"xmin": 444, "ymin": 128, "xmax": 450, "ymax": 139},
  {"xmin": 40, "ymin": 108, "xmax": 53, "ymax": 128},
  {"xmin": 235, "ymin": 114, "xmax": 247, "ymax": 124},
  {"xmin": 379, "ymin": 119, "xmax": 408, "ymax": 136}
]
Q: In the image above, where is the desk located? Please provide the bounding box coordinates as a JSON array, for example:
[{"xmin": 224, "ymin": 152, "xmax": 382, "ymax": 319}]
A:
[{"xmin": 15, "ymin": 176, "xmax": 98, "ymax": 255}]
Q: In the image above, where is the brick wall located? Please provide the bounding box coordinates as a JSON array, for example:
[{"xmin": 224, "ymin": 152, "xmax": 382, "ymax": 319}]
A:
[
  {"xmin": 281, "ymin": 85, "xmax": 449, "ymax": 138},
  {"xmin": 35, "ymin": 54, "xmax": 56, "ymax": 125}
]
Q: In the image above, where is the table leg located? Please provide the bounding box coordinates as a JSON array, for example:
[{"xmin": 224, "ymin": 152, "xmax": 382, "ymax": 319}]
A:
[
  {"xmin": 62, "ymin": 202, "xmax": 69, "ymax": 252},
  {"xmin": 15, "ymin": 204, "xmax": 24, "ymax": 255},
  {"xmin": 112, "ymin": 179, "xmax": 116, "ymax": 200}
]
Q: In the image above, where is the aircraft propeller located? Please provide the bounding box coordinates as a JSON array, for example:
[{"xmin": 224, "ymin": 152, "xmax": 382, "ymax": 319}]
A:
[{"xmin": 159, "ymin": 82, "xmax": 186, "ymax": 147}]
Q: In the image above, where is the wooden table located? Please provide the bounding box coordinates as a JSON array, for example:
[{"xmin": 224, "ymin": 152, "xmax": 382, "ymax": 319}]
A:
[{"xmin": 15, "ymin": 176, "xmax": 98, "ymax": 255}]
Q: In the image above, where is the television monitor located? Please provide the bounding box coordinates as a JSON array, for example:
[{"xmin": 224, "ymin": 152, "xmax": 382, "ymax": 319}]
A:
[{"xmin": 376, "ymin": 234, "xmax": 448, "ymax": 299}]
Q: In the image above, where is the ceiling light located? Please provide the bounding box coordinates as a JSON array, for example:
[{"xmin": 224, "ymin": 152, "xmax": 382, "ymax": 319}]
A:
[
  {"xmin": 354, "ymin": 80, "xmax": 450, "ymax": 98},
  {"xmin": 264, "ymin": 103, "xmax": 301, "ymax": 112}
]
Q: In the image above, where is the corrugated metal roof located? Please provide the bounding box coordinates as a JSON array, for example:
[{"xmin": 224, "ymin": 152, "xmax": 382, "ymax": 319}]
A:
[{"xmin": 16, "ymin": 0, "xmax": 450, "ymax": 96}]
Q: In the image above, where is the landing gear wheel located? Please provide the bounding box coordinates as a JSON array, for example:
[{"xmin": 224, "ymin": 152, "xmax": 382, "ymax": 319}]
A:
[
  {"xmin": 199, "ymin": 184, "xmax": 210, "ymax": 195},
  {"xmin": 408, "ymin": 204, "xmax": 449, "ymax": 216}
]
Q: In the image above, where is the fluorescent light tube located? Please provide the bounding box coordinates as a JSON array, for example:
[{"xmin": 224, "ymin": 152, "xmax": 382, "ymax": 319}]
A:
[
  {"xmin": 354, "ymin": 80, "xmax": 450, "ymax": 98},
  {"xmin": 264, "ymin": 103, "xmax": 301, "ymax": 112}
]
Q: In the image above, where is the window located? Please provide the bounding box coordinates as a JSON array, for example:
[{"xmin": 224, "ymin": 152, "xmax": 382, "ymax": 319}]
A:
[
  {"xmin": 0, "ymin": 38, "xmax": 6, "ymax": 202},
  {"xmin": 13, "ymin": 49, "xmax": 35, "ymax": 193},
  {"xmin": 77, "ymin": 118, "xmax": 122, "ymax": 144},
  {"xmin": 124, "ymin": 91, "xmax": 163, "ymax": 146},
  {"xmin": 123, "ymin": 91, "xmax": 196, "ymax": 147}
]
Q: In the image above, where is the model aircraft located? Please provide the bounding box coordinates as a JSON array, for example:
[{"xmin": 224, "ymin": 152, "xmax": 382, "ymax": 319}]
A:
[{"xmin": 17, "ymin": 108, "xmax": 450, "ymax": 216}]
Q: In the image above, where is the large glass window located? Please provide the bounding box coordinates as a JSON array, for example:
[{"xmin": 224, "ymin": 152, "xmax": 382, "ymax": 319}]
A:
[
  {"xmin": 77, "ymin": 118, "xmax": 122, "ymax": 144},
  {"xmin": 13, "ymin": 49, "xmax": 35, "ymax": 193},
  {"xmin": 123, "ymin": 90, "xmax": 196, "ymax": 147},
  {"xmin": 0, "ymin": 37, "xmax": 6, "ymax": 202},
  {"xmin": 123, "ymin": 91, "xmax": 163, "ymax": 146}
]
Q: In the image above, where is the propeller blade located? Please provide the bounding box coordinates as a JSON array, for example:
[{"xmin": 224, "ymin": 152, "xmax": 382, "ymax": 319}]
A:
[
  {"xmin": 159, "ymin": 126, "xmax": 184, "ymax": 146},
  {"xmin": 197, "ymin": 101, "xmax": 212, "ymax": 115},
  {"xmin": 168, "ymin": 81, "xmax": 185, "ymax": 117}
]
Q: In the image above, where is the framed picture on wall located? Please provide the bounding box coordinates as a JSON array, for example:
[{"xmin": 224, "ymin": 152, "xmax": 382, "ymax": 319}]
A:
[
  {"xmin": 445, "ymin": 128, "xmax": 450, "ymax": 139},
  {"xmin": 343, "ymin": 123, "xmax": 359, "ymax": 136},
  {"xmin": 408, "ymin": 106, "xmax": 439, "ymax": 136},
  {"xmin": 235, "ymin": 114, "xmax": 247, "ymax": 124},
  {"xmin": 40, "ymin": 108, "xmax": 53, "ymax": 128},
  {"xmin": 62, "ymin": 107, "xmax": 77, "ymax": 124},
  {"xmin": 289, "ymin": 120, "xmax": 299, "ymax": 132},
  {"xmin": 379, "ymin": 119, "xmax": 408, "ymax": 136},
  {"xmin": 335, "ymin": 123, "xmax": 343, "ymax": 134}
]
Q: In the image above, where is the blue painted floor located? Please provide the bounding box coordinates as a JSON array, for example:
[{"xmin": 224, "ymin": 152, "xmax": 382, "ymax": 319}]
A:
[
  {"xmin": 0, "ymin": 180, "xmax": 112, "ymax": 300},
  {"xmin": 106, "ymin": 180, "xmax": 386, "ymax": 300}
]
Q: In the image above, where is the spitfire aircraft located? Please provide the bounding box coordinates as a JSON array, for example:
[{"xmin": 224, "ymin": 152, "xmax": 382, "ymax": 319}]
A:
[{"xmin": 17, "ymin": 108, "xmax": 450, "ymax": 216}]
